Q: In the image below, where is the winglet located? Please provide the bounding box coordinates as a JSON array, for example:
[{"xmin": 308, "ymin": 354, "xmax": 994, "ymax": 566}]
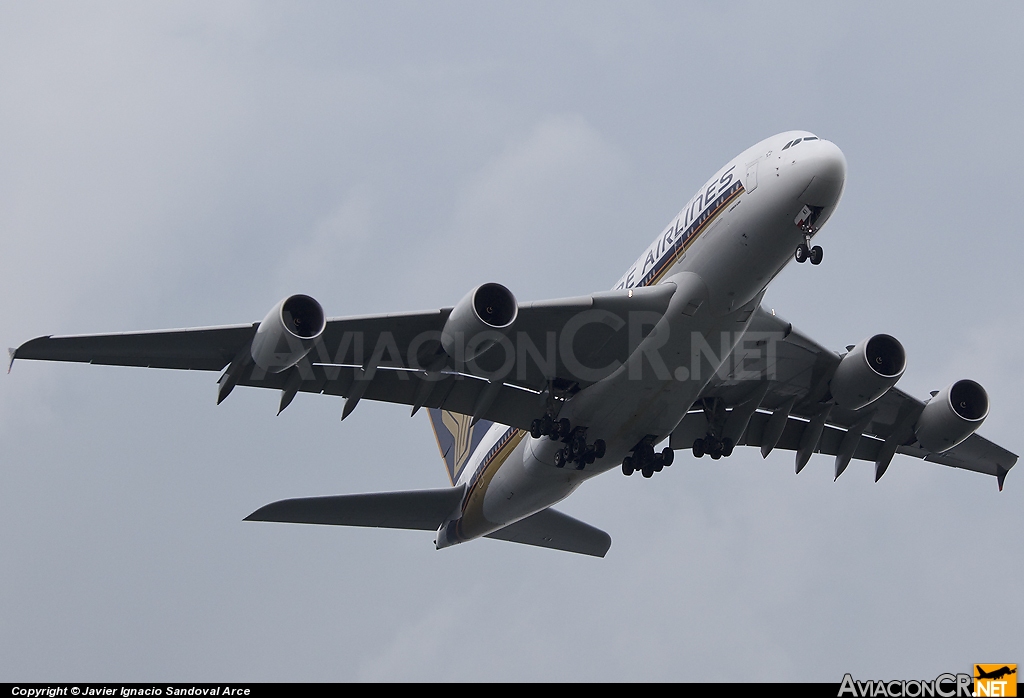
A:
[
  {"xmin": 7, "ymin": 347, "xmax": 15, "ymax": 374},
  {"xmin": 997, "ymin": 466, "xmax": 1007, "ymax": 492}
]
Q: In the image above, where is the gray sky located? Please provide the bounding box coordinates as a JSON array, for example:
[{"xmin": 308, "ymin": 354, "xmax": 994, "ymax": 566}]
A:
[{"xmin": 2, "ymin": 1, "xmax": 1022, "ymax": 682}]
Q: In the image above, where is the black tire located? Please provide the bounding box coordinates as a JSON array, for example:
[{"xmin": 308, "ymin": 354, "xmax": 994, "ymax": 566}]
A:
[
  {"xmin": 710, "ymin": 452, "xmax": 721, "ymax": 461},
  {"xmin": 653, "ymin": 456, "xmax": 664, "ymax": 473},
  {"xmin": 585, "ymin": 446, "xmax": 596, "ymax": 464},
  {"xmin": 558, "ymin": 418, "xmax": 571, "ymax": 438},
  {"xmin": 530, "ymin": 419, "xmax": 543, "ymax": 439},
  {"xmin": 541, "ymin": 415, "xmax": 553, "ymax": 436},
  {"xmin": 554, "ymin": 449, "xmax": 565, "ymax": 468},
  {"xmin": 795, "ymin": 244, "xmax": 808, "ymax": 263},
  {"xmin": 692, "ymin": 438, "xmax": 705, "ymax": 458},
  {"xmin": 640, "ymin": 443, "xmax": 655, "ymax": 464},
  {"xmin": 709, "ymin": 439, "xmax": 724, "ymax": 459},
  {"xmin": 642, "ymin": 465, "xmax": 654, "ymax": 478},
  {"xmin": 722, "ymin": 438, "xmax": 734, "ymax": 457},
  {"xmin": 594, "ymin": 439, "xmax": 607, "ymax": 459},
  {"xmin": 571, "ymin": 434, "xmax": 587, "ymax": 459},
  {"xmin": 661, "ymin": 447, "xmax": 674, "ymax": 466},
  {"xmin": 810, "ymin": 246, "xmax": 823, "ymax": 265},
  {"xmin": 622, "ymin": 456, "xmax": 634, "ymax": 476}
]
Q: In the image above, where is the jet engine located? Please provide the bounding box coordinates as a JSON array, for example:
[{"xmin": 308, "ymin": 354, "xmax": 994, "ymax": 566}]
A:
[
  {"xmin": 829, "ymin": 334, "xmax": 906, "ymax": 410},
  {"xmin": 250, "ymin": 294, "xmax": 326, "ymax": 373},
  {"xmin": 441, "ymin": 283, "xmax": 518, "ymax": 361},
  {"xmin": 915, "ymin": 379, "xmax": 989, "ymax": 453}
]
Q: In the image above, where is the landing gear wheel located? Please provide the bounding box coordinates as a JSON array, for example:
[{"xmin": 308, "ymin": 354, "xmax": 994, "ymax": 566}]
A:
[
  {"xmin": 653, "ymin": 456, "xmax": 664, "ymax": 473},
  {"xmin": 709, "ymin": 439, "xmax": 724, "ymax": 459},
  {"xmin": 661, "ymin": 447, "xmax": 674, "ymax": 466},
  {"xmin": 530, "ymin": 419, "xmax": 543, "ymax": 439},
  {"xmin": 622, "ymin": 456, "xmax": 634, "ymax": 476},
  {"xmin": 557, "ymin": 418, "xmax": 572, "ymax": 438},
  {"xmin": 642, "ymin": 465, "xmax": 654, "ymax": 478},
  {"xmin": 584, "ymin": 446, "xmax": 596, "ymax": 465},
  {"xmin": 809, "ymin": 246, "xmax": 823, "ymax": 265},
  {"xmin": 594, "ymin": 439, "xmax": 607, "ymax": 459},
  {"xmin": 570, "ymin": 434, "xmax": 587, "ymax": 460},
  {"xmin": 721, "ymin": 438, "xmax": 734, "ymax": 457},
  {"xmin": 795, "ymin": 244, "xmax": 809, "ymax": 263},
  {"xmin": 639, "ymin": 443, "xmax": 656, "ymax": 463},
  {"xmin": 554, "ymin": 449, "xmax": 566, "ymax": 469},
  {"xmin": 692, "ymin": 438, "xmax": 705, "ymax": 458},
  {"xmin": 540, "ymin": 415, "xmax": 553, "ymax": 436}
]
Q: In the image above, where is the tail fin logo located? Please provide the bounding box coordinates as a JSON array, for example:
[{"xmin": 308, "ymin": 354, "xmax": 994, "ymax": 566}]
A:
[
  {"xmin": 427, "ymin": 408, "xmax": 493, "ymax": 484},
  {"xmin": 441, "ymin": 410, "xmax": 474, "ymax": 472}
]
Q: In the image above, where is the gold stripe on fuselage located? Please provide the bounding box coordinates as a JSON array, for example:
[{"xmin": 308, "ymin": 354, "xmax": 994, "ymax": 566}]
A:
[
  {"xmin": 455, "ymin": 427, "xmax": 527, "ymax": 541},
  {"xmin": 641, "ymin": 183, "xmax": 744, "ymax": 289}
]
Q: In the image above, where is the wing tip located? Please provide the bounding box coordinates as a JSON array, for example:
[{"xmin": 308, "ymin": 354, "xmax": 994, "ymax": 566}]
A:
[{"xmin": 7, "ymin": 347, "xmax": 15, "ymax": 373}]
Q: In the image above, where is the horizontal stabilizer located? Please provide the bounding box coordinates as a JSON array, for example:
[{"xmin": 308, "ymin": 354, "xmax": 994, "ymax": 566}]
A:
[
  {"xmin": 245, "ymin": 484, "xmax": 465, "ymax": 531},
  {"xmin": 485, "ymin": 507, "xmax": 611, "ymax": 557}
]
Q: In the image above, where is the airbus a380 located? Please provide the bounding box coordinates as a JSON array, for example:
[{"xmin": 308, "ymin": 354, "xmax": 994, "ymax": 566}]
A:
[{"xmin": 11, "ymin": 131, "xmax": 1017, "ymax": 557}]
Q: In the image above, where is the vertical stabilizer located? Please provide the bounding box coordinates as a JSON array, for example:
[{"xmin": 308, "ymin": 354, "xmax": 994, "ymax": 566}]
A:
[{"xmin": 427, "ymin": 408, "xmax": 493, "ymax": 485}]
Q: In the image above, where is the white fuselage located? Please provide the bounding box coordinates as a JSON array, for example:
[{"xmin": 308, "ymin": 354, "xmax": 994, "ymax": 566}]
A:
[{"xmin": 437, "ymin": 131, "xmax": 847, "ymax": 549}]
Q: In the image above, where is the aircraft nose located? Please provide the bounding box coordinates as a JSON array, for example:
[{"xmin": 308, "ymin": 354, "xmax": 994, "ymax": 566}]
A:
[{"xmin": 798, "ymin": 140, "xmax": 847, "ymax": 208}]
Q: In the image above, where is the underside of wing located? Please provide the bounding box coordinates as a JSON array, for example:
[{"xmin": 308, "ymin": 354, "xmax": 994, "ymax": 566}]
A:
[
  {"xmin": 13, "ymin": 324, "xmax": 257, "ymax": 371},
  {"xmin": 686, "ymin": 307, "xmax": 1018, "ymax": 488},
  {"xmin": 13, "ymin": 285, "xmax": 678, "ymax": 430}
]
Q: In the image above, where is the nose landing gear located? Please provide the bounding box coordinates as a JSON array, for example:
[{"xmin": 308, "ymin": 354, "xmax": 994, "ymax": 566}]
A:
[
  {"xmin": 794, "ymin": 205, "xmax": 824, "ymax": 265},
  {"xmin": 795, "ymin": 241, "xmax": 823, "ymax": 265}
]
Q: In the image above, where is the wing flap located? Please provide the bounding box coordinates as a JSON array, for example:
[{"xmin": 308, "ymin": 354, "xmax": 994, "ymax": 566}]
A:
[
  {"xmin": 485, "ymin": 507, "xmax": 611, "ymax": 557},
  {"xmin": 670, "ymin": 407, "xmax": 1017, "ymax": 481},
  {"xmin": 244, "ymin": 485, "xmax": 465, "ymax": 531}
]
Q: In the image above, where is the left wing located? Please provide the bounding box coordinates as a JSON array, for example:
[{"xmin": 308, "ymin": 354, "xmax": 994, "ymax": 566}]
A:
[{"xmin": 678, "ymin": 308, "xmax": 1017, "ymax": 488}]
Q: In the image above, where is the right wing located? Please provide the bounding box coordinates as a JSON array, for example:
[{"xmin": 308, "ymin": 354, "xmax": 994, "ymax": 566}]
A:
[{"xmin": 12, "ymin": 284, "xmax": 677, "ymax": 430}]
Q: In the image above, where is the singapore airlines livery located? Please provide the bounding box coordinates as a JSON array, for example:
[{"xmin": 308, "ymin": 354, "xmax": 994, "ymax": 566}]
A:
[{"xmin": 11, "ymin": 131, "xmax": 1017, "ymax": 557}]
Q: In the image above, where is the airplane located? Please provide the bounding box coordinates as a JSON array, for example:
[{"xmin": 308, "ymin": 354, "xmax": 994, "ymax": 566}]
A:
[
  {"xmin": 975, "ymin": 667, "xmax": 1016, "ymax": 681},
  {"xmin": 10, "ymin": 130, "xmax": 1018, "ymax": 558}
]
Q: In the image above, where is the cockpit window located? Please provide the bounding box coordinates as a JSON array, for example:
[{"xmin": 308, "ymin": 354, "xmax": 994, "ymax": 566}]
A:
[{"xmin": 784, "ymin": 135, "xmax": 819, "ymax": 151}]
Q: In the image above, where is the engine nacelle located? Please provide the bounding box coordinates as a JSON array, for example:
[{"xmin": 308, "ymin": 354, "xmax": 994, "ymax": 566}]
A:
[
  {"xmin": 250, "ymin": 294, "xmax": 326, "ymax": 373},
  {"xmin": 441, "ymin": 283, "xmax": 518, "ymax": 361},
  {"xmin": 915, "ymin": 379, "xmax": 989, "ymax": 453},
  {"xmin": 829, "ymin": 334, "xmax": 906, "ymax": 410}
]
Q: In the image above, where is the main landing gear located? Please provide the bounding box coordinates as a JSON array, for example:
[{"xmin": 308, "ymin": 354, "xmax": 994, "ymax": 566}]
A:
[
  {"xmin": 531, "ymin": 416, "xmax": 606, "ymax": 471},
  {"xmin": 621, "ymin": 443, "xmax": 674, "ymax": 479},
  {"xmin": 692, "ymin": 436, "xmax": 734, "ymax": 460}
]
